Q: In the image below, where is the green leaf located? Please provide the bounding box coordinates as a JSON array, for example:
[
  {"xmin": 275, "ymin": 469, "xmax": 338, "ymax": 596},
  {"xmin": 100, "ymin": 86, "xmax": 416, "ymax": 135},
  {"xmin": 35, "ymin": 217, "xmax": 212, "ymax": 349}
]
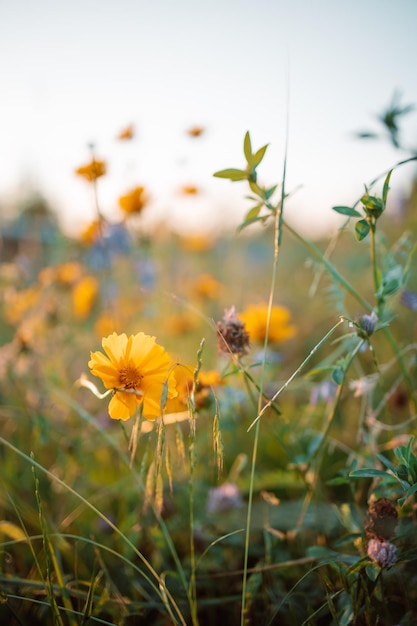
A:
[
  {"xmin": 237, "ymin": 215, "xmax": 268, "ymax": 233},
  {"xmin": 355, "ymin": 219, "xmax": 370, "ymax": 241},
  {"xmin": 252, "ymin": 144, "xmax": 268, "ymax": 167},
  {"xmin": 376, "ymin": 453, "xmax": 397, "ymax": 474},
  {"xmin": 244, "ymin": 204, "xmax": 262, "ymax": 221},
  {"xmin": 248, "ymin": 180, "xmax": 265, "ymax": 198},
  {"xmin": 349, "ymin": 468, "xmax": 392, "ymax": 479},
  {"xmin": 382, "ymin": 169, "xmax": 393, "ymax": 207},
  {"xmin": 243, "ymin": 131, "xmax": 253, "ymax": 167},
  {"xmin": 264, "ymin": 184, "xmax": 277, "ymax": 200},
  {"xmin": 213, "ymin": 168, "xmax": 248, "ymax": 181},
  {"xmin": 332, "ymin": 206, "xmax": 362, "ymax": 218},
  {"xmin": 331, "ymin": 367, "xmax": 344, "ymax": 385}
]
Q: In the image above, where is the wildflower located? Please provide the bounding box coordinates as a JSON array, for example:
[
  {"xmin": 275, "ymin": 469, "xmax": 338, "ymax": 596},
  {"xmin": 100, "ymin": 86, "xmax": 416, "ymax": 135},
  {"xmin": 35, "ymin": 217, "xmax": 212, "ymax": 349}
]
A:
[
  {"xmin": 217, "ymin": 306, "xmax": 250, "ymax": 357},
  {"xmin": 72, "ymin": 275, "xmax": 99, "ymax": 320},
  {"xmin": 309, "ymin": 379, "xmax": 337, "ymax": 405},
  {"xmin": 239, "ymin": 303, "xmax": 297, "ymax": 344},
  {"xmin": 75, "ymin": 159, "xmax": 106, "ymax": 182},
  {"xmin": 356, "ymin": 310, "xmax": 378, "ymax": 338},
  {"xmin": 94, "ymin": 312, "xmax": 121, "ymax": 339},
  {"xmin": 178, "ymin": 233, "xmax": 215, "ymax": 252},
  {"xmin": 207, "ymin": 483, "xmax": 243, "ymax": 514},
  {"xmin": 56, "ymin": 262, "xmax": 84, "ymax": 286},
  {"xmin": 118, "ymin": 186, "xmax": 149, "ymax": 215},
  {"xmin": 79, "ymin": 220, "xmax": 102, "ymax": 246},
  {"xmin": 165, "ymin": 312, "xmax": 199, "ymax": 336},
  {"xmin": 180, "ymin": 185, "xmax": 199, "ymax": 195},
  {"xmin": 400, "ymin": 288, "xmax": 417, "ymax": 311},
  {"xmin": 349, "ymin": 374, "xmax": 378, "ymax": 398},
  {"xmin": 88, "ymin": 332, "xmax": 177, "ymax": 421},
  {"xmin": 367, "ymin": 538, "xmax": 398, "ymax": 568},
  {"xmin": 190, "ymin": 273, "xmax": 223, "ymax": 299},
  {"xmin": 117, "ymin": 123, "xmax": 135, "ymax": 140},
  {"xmin": 186, "ymin": 125, "xmax": 205, "ymax": 137},
  {"xmin": 364, "ymin": 497, "xmax": 398, "ymax": 540},
  {"xmin": 164, "ymin": 366, "xmax": 222, "ymax": 413}
]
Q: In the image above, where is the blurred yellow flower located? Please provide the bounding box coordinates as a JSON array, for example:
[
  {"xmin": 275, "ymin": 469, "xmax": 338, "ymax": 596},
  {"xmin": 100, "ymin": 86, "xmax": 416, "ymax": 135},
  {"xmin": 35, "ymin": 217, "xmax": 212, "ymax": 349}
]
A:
[
  {"xmin": 79, "ymin": 220, "xmax": 102, "ymax": 246},
  {"xmin": 4, "ymin": 286, "xmax": 40, "ymax": 325},
  {"xmin": 180, "ymin": 185, "xmax": 199, "ymax": 195},
  {"xmin": 198, "ymin": 370, "xmax": 223, "ymax": 387},
  {"xmin": 178, "ymin": 233, "xmax": 215, "ymax": 252},
  {"xmin": 56, "ymin": 262, "xmax": 84, "ymax": 286},
  {"xmin": 186, "ymin": 126, "xmax": 205, "ymax": 137},
  {"xmin": 94, "ymin": 312, "xmax": 121, "ymax": 339},
  {"xmin": 118, "ymin": 186, "xmax": 149, "ymax": 215},
  {"xmin": 75, "ymin": 159, "xmax": 106, "ymax": 182},
  {"xmin": 88, "ymin": 332, "xmax": 177, "ymax": 421},
  {"xmin": 239, "ymin": 303, "xmax": 297, "ymax": 343},
  {"xmin": 191, "ymin": 273, "xmax": 223, "ymax": 300},
  {"xmin": 72, "ymin": 276, "xmax": 99, "ymax": 320},
  {"xmin": 164, "ymin": 365, "xmax": 222, "ymax": 414},
  {"xmin": 165, "ymin": 312, "xmax": 199, "ymax": 336},
  {"xmin": 117, "ymin": 123, "xmax": 135, "ymax": 140}
]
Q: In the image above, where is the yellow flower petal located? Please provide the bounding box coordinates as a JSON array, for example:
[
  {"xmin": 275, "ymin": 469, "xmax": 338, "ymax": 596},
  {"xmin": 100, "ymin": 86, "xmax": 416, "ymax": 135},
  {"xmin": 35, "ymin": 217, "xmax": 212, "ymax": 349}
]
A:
[{"xmin": 88, "ymin": 332, "xmax": 177, "ymax": 421}]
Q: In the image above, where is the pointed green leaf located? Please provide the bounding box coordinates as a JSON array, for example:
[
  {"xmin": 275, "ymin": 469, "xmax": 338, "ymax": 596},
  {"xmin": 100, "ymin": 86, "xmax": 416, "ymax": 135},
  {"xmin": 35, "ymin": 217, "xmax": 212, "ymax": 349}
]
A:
[
  {"xmin": 349, "ymin": 468, "xmax": 392, "ymax": 479},
  {"xmin": 382, "ymin": 169, "xmax": 393, "ymax": 207},
  {"xmin": 376, "ymin": 453, "xmax": 397, "ymax": 474},
  {"xmin": 244, "ymin": 204, "xmax": 262, "ymax": 221},
  {"xmin": 332, "ymin": 206, "xmax": 362, "ymax": 218},
  {"xmin": 248, "ymin": 180, "xmax": 265, "ymax": 198},
  {"xmin": 355, "ymin": 219, "xmax": 370, "ymax": 241},
  {"xmin": 252, "ymin": 144, "xmax": 269, "ymax": 167},
  {"xmin": 264, "ymin": 184, "xmax": 278, "ymax": 200},
  {"xmin": 237, "ymin": 215, "xmax": 269, "ymax": 233},
  {"xmin": 400, "ymin": 482, "xmax": 417, "ymax": 506},
  {"xmin": 244, "ymin": 132, "xmax": 253, "ymax": 167},
  {"xmin": 213, "ymin": 168, "xmax": 248, "ymax": 181}
]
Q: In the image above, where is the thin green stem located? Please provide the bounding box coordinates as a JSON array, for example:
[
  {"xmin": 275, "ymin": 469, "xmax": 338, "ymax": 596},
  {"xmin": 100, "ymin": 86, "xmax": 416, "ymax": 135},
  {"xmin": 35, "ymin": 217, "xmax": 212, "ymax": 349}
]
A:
[{"xmin": 240, "ymin": 114, "xmax": 289, "ymax": 622}]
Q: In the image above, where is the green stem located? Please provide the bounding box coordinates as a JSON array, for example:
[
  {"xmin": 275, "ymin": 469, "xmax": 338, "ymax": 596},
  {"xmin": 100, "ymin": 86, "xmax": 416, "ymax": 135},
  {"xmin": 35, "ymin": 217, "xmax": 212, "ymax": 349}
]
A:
[
  {"xmin": 369, "ymin": 221, "xmax": 380, "ymax": 310},
  {"xmin": 240, "ymin": 136, "xmax": 288, "ymax": 622}
]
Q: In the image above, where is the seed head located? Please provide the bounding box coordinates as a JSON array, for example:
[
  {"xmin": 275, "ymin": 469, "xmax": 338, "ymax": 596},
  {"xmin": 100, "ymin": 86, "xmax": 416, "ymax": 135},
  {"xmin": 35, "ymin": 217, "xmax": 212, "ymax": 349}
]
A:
[
  {"xmin": 364, "ymin": 497, "xmax": 398, "ymax": 540},
  {"xmin": 217, "ymin": 306, "xmax": 250, "ymax": 357},
  {"xmin": 367, "ymin": 538, "xmax": 398, "ymax": 568}
]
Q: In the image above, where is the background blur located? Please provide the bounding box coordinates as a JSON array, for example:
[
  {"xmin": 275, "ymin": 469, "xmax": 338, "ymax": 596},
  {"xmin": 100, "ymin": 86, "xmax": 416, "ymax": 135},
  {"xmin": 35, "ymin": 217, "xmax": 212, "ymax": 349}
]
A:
[{"xmin": 1, "ymin": 0, "xmax": 417, "ymax": 237}]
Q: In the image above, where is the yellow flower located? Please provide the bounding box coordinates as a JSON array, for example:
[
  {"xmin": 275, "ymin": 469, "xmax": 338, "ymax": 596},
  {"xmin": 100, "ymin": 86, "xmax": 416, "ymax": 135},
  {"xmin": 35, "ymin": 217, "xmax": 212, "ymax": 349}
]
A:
[
  {"xmin": 178, "ymin": 233, "xmax": 215, "ymax": 252},
  {"xmin": 72, "ymin": 276, "xmax": 99, "ymax": 319},
  {"xmin": 164, "ymin": 365, "xmax": 221, "ymax": 414},
  {"xmin": 94, "ymin": 312, "xmax": 121, "ymax": 339},
  {"xmin": 75, "ymin": 159, "xmax": 106, "ymax": 182},
  {"xmin": 190, "ymin": 273, "xmax": 223, "ymax": 300},
  {"xmin": 117, "ymin": 123, "xmax": 135, "ymax": 140},
  {"xmin": 79, "ymin": 220, "xmax": 102, "ymax": 246},
  {"xmin": 118, "ymin": 186, "xmax": 149, "ymax": 215},
  {"xmin": 88, "ymin": 332, "xmax": 177, "ymax": 421},
  {"xmin": 56, "ymin": 262, "xmax": 84, "ymax": 286},
  {"xmin": 186, "ymin": 125, "xmax": 205, "ymax": 137},
  {"xmin": 180, "ymin": 185, "xmax": 199, "ymax": 195},
  {"xmin": 239, "ymin": 303, "xmax": 297, "ymax": 344}
]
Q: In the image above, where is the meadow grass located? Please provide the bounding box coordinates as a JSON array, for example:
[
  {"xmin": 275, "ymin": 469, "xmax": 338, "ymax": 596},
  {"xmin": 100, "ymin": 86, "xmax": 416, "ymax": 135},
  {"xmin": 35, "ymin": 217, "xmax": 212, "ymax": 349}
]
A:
[{"xmin": 0, "ymin": 122, "xmax": 417, "ymax": 625}]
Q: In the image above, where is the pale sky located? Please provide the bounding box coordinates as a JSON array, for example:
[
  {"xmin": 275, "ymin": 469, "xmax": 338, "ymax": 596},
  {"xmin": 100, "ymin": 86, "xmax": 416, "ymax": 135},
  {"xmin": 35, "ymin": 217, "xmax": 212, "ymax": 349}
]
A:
[{"xmin": 1, "ymin": 0, "xmax": 417, "ymax": 237}]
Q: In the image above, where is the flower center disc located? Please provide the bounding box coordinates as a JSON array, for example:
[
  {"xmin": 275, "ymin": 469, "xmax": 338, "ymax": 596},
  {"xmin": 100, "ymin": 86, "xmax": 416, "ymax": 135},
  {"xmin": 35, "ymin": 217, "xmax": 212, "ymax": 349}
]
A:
[{"xmin": 119, "ymin": 365, "xmax": 142, "ymax": 389}]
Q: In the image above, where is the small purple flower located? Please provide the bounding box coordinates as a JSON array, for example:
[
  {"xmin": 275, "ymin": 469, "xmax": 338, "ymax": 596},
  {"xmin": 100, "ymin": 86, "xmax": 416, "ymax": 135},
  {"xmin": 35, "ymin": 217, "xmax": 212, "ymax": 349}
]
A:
[
  {"xmin": 367, "ymin": 538, "xmax": 398, "ymax": 568},
  {"xmin": 206, "ymin": 482, "xmax": 243, "ymax": 514}
]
